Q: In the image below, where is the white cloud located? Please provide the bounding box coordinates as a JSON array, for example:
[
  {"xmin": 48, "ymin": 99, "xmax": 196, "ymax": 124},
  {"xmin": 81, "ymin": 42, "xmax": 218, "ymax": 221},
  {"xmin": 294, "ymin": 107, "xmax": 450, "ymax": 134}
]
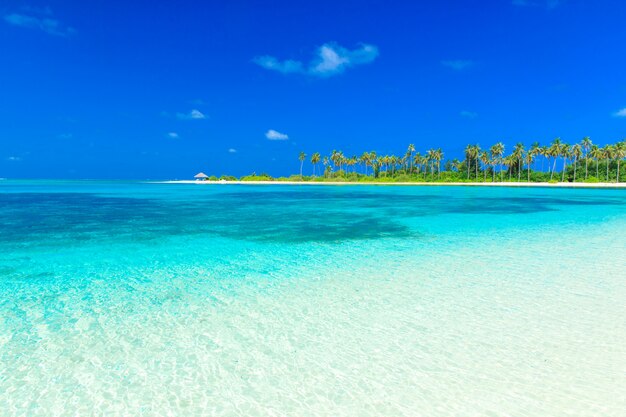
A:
[
  {"xmin": 254, "ymin": 42, "xmax": 379, "ymax": 77},
  {"xmin": 310, "ymin": 43, "xmax": 379, "ymax": 76},
  {"xmin": 3, "ymin": 12, "xmax": 75, "ymax": 36},
  {"xmin": 6, "ymin": 156, "xmax": 22, "ymax": 162},
  {"xmin": 167, "ymin": 132, "xmax": 179, "ymax": 139},
  {"xmin": 58, "ymin": 133, "xmax": 72, "ymax": 139},
  {"xmin": 176, "ymin": 109, "xmax": 206, "ymax": 120},
  {"xmin": 266, "ymin": 129, "xmax": 289, "ymax": 140},
  {"xmin": 228, "ymin": 148, "xmax": 237, "ymax": 153},
  {"xmin": 613, "ymin": 108, "xmax": 626, "ymax": 118},
  {"xmin": 253, "ymin": 56, "xmax": 304, "ymax": 74},
  {"xmin": 442, "ymin": 60, "xmax": 474, "ymax": 71},
  {"xmin": 460, "ymin": 110, "xmax": 478, "ymax": 119}
]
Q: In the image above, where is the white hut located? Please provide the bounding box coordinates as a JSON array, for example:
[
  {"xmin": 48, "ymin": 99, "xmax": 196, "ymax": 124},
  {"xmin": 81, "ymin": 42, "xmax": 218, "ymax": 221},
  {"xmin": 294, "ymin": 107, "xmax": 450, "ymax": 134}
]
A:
[{"xmin": 194, "ymin": 172, "xmax": 209, "ymax": 181}]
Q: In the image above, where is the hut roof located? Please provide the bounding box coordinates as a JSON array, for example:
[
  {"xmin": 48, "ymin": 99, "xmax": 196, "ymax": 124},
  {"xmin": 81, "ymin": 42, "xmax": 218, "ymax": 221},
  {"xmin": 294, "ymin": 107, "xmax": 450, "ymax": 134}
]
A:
[{"xmin": 194, "ymin": 172, "xmax": 209, "ymax": 178}]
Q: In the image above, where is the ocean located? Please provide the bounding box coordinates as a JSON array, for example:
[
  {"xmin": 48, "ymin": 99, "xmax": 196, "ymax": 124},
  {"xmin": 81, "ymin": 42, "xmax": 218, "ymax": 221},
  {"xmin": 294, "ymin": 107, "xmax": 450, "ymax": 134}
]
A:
[{"xmin": 1, "ymin": 180, "xmax": 625, "ymax": 416}]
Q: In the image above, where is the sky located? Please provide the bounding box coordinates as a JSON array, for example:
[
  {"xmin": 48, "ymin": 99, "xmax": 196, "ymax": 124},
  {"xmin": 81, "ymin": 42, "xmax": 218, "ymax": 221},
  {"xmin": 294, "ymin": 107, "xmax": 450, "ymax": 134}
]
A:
[{"xmin": 1, "ymin": 0, "xmax": 626, "ymax": 179}]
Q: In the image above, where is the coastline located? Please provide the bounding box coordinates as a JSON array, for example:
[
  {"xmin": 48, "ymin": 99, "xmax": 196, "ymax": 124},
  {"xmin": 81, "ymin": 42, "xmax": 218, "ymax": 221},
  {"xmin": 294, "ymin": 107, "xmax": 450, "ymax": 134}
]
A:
[{"xmin": 159, "ymin": 180, "xmax": 626, "ymax": 188}]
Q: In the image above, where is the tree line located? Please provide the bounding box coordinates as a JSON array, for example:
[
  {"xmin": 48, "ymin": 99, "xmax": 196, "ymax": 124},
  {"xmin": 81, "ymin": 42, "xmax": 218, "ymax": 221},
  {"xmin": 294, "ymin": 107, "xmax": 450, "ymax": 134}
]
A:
[{"xmin": 296, "ymin": 137, "xmax": 626, "ymax": 183}]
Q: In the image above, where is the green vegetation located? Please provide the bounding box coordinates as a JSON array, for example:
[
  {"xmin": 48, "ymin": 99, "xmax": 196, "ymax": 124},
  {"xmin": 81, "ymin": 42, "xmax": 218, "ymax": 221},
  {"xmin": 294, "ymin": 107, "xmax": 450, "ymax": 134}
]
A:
[{"xmin": 202, "ymin": 138, "xmax": 626, "ymax": 183}]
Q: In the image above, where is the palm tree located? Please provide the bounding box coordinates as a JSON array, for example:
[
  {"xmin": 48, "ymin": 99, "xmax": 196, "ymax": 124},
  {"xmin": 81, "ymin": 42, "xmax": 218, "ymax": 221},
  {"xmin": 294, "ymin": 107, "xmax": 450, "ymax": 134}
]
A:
[
  {"xmin": 369, "ymin": 151, "xmax": 378, "ymax": 177},
  {"xmin": 310, "ymin": 152, "xmax": 321, "ymax": 176},
  {"xmin": 560, "ymin": 143, "xmax": 571, "ymax": 182},
  {"xmin": 615, "ymin": 141, "xmax": 625, "ymax": 183},
  {"xmin": 548, "ymin": 138, "xmax": 562, "ymax": 180},
  {"xmin": 539, "ymin": 146, "xmax": 548, "ymax": 174},
  {"xmin": 452, "ymin": 158, "xmax": 462, "ymax": 172},
  {"xmin": 359, "ymin": 152, "xmax": 369, "ymax": 175},
  {"xmin": 425, "ymin": 149, "xmax": 435, "ymax": 179},
  {"xmin": 420, "ymin": 154, "xmax": 429, "ymax": 179},
  {"xmin": 525, "ymin": 147, "xmax": 536, "ymax": 182},
  {"xmin": 435, "ymin": 149, "xmax": 444, "ymax": 179},
  {"xmin": 503, "ymin": 155, "xmax": 513, "ymax": 181},
  {"xmin": 513, "ymin": 142, "xmax": 525, "ymax": 182},
  {"xmin": 490, "ymin": 142, "xmax": 505, "ymax": 181},
  {"xmin": 330, "ymin": 150, "xmax": 339, "ymax": 170},
  {"xmin": 571, "ymin": 144, "xmax": 582, "ymax": 182},
  {"xmin": 581, "ymin": 137, "xmax": 592, "ymax": 180},
  {"xmin": 322, "ymin": 156, "xmax": 330, "ymax": 178},
  {"xmin": 413, "ymin": 153, "xmax": 422, "ymax": 176},
  {"xmin": 407, "ymin": 144, "xmax": 415, "ymax": 173},
  {"xmin": 299, "ymin": 152, "xmax": 306, "ymax": 177},
  {"xmin": 473, "ymin": 145, "xmax": 481, "ymax": 179},
  {"xmin": 590, "ymin": 144, "xmax": 602, "ymax": 179},
  {"xmin": 480, "ymin": 151, "xmax": 490, "ymax": 181},
  {"xmin": 603, "ymin": 145, "xmax": 613, "ymax": 182},
  {"xmin": 529, "ymin": 142, "xmax": 540, "ymax": 173}
]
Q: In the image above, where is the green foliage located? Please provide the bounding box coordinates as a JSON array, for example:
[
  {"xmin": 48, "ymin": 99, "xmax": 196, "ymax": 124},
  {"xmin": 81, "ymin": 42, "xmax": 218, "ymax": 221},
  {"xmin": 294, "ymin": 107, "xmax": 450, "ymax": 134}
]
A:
[
  {"xmin": 240, "ymin": 174, "xmax": 273, "ymax": 181},
  {"xmin": 204, "ymin": 139, "xmax": 626, "ymax": 184}
]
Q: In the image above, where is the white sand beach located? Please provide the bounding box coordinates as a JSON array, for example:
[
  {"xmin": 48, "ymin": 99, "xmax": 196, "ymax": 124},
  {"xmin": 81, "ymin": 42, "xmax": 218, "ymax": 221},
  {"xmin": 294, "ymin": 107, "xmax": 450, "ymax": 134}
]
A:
[{"xmin": 161, "ymin": 180, "xmax": 626, "ymax": 188}]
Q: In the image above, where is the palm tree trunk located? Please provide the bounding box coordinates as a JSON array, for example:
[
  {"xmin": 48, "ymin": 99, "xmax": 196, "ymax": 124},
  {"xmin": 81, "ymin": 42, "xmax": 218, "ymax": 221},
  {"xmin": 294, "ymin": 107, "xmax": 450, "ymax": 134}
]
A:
[
  {"xmin": 585, "ymin": 157, "xmax": 588, "ymax": 180},
  {"xmin": 606, "ymin": 158, "xmax": 609, "ymax": 181},
  {"xmin": 551, "ymin": 157, "xmax": 557, "ymax": 180},
  {"xmin": 561, "ymin": 158, "xmax": 567, "ymax": 182},
  {"xmin": 573, "ymin": 158, "xmax": 577, "ymax": 182},
  {"xmin": 596, "ymin": 159, "xmax": 599, "ymax": 178}
]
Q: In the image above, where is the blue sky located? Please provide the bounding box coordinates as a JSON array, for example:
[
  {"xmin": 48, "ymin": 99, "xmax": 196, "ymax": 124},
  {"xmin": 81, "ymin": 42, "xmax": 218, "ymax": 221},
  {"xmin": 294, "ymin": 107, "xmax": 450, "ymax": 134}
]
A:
[{"xmin": 1, "ymin": 0, "xmax": 626, "ymax": 179}]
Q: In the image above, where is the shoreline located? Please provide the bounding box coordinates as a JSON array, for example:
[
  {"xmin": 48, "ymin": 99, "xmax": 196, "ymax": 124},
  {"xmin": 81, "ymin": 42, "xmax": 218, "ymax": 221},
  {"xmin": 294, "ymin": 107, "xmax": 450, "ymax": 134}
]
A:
[{"xmin": 159, "ymin": 180, "xmax": 626, "ymax": 189}]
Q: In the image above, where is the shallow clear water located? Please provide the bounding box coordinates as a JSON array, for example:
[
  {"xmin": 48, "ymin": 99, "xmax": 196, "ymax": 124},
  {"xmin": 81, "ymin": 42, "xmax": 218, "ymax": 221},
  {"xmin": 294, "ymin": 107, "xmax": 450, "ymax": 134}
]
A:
[{"xmin": 1, "ymin": 181, "xmax": 625, "ymax": 416}]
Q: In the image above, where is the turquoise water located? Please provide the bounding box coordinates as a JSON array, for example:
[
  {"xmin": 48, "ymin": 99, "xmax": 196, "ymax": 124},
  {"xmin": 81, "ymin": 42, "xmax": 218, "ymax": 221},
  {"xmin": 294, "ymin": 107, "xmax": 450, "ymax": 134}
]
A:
[{"xmin": 1, "ymin": 181, "xmax": 625, "ymax": 416}]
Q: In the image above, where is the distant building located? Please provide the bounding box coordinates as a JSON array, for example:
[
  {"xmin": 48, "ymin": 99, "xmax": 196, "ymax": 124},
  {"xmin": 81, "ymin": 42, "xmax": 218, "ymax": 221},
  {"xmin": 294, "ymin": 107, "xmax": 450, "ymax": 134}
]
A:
[{"xmin": 194, "ymin": 172, "xmax": 209, "ymax": 180}]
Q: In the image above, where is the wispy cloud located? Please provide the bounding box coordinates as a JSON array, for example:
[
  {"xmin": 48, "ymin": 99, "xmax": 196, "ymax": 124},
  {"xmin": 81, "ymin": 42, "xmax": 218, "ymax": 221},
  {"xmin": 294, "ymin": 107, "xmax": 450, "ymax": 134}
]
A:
[
  {"xmin": 58, "ymin": 133, "xmax": 73, "ymax": 139},
  {"xmin": 266, "ymin": 129, "xmax": 289, "ymax": 140},
  {"xmin": 176, "ymin": 109, "xmax": 206, "ymax": 120},
  {"xmin": 254, "ymin": 56, "xmax": 304, "ymax": 74},
  {"xmin": 167, "ymin": 132, "xmax": 180, "ymax": 139},
  {"xmin": 228, "ymin": 148, "xmax": 237, "ymax": 153},
  {"xmin": 254, "ymin": 42, "xmax": 379, "ymax": 77},
  {"xmin": 6, "ymin": 156, "xmax": 22, "ymax": 162},
  {"xmin": 613, "ymin": 108, "xmax": 626, "ymax": 118},
  {"xmin": 512, "ymin": 0, "xmax": 564, "ymax": 9},
  {"xmin": 442, "ymin": 60, "xmax": 474, "ymax": 71},
  {"xmin": 460, "ymin": 110, "xmax": 478, "ymax": 119},
  {"xmin": 3, "ymin": 9, "xmax": 75, "ymax": 37}
]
